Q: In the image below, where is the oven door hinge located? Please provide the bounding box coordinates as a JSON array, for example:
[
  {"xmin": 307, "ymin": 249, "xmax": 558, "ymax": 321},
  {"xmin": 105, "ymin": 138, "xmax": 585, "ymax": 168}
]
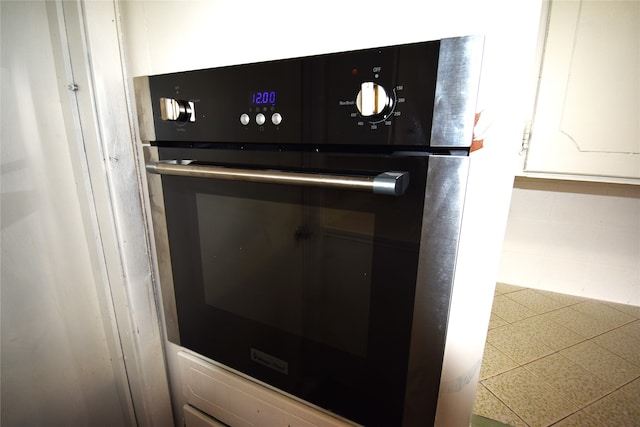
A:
[{"xmin": 520, "ymin": 121, "xmax": 533, "ymax": 155}]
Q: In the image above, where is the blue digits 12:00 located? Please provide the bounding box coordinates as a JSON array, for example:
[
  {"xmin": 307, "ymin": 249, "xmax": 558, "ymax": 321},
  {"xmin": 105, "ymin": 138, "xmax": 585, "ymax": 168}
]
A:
[{"xmin": 252, "ymin": 91, "xmax": 277, "ymax": 105}]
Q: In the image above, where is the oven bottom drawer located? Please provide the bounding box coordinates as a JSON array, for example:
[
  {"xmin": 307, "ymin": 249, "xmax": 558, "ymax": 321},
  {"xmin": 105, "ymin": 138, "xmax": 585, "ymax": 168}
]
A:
[
  {"xmin": 178, "ymin": 351, "xmax": 358, "ymax": 427},
  {"xmin": 184, "ymin": 404, "xmax": 226, "ymax": 427}
]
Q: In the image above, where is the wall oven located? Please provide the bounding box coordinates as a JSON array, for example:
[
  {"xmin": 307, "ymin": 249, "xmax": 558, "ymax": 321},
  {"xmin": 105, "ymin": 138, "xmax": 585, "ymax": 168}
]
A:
[{"xmin": 135, "ymin": 36, "xmax": 483, "ymax": 426}]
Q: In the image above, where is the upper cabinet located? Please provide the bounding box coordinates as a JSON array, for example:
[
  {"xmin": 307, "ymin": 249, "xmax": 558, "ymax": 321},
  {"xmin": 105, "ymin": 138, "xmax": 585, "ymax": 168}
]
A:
[{"xmin": 524, "ymin": 0, "xmax": 639, "ymax": 183}]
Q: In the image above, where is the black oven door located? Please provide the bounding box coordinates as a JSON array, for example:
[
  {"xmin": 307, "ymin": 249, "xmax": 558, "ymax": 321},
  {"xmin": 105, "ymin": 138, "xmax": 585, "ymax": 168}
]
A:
[{"xmin": 158, "ymin": 146, "xmax": 429, "ymax": 426}]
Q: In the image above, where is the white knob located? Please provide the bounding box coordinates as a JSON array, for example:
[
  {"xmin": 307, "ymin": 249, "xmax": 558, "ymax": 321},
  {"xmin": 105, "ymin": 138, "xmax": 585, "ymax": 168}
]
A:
[
  {"xmin": 160, "ymin": 97, "xmax": 195, "ymax": 122},
  {"xmin": 355, "ymin": 82, "xmax": 393, "ymax": 118}
]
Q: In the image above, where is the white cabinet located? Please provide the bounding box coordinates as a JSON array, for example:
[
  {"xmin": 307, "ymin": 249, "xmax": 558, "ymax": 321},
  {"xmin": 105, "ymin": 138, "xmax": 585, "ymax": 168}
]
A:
[{"xmin": 524, "ymin": 0, "xmax": 640, "ymax": 182}]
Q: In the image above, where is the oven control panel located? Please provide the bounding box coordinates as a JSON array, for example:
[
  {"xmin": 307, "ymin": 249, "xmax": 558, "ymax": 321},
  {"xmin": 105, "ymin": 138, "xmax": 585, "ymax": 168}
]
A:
[{"xmin": 136, "ymin": 36, "xmax": 483, "ymax": 149}]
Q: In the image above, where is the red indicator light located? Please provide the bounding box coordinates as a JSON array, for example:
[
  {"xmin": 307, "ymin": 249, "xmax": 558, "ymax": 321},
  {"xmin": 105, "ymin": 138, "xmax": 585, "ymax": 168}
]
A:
[{"xmin": 351, "ymin": 68, "xmax": 358, "ymax": 75}]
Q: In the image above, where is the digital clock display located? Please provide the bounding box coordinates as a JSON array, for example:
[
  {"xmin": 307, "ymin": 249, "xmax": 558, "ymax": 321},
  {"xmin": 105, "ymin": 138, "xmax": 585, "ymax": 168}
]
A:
[{"xmin": 250, "ymin": 90, "xmax": 277, "ymax": 106}]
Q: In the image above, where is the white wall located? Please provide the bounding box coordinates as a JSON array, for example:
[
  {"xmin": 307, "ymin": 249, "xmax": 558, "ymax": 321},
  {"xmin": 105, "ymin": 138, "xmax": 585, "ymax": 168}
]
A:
[
  {"xmin": 498, "ymin": 178, "xmax": 640, "ymax": 306},
  {"xmin": 0, "ymin": 2, "xmax": 133, "ymax": 425}
]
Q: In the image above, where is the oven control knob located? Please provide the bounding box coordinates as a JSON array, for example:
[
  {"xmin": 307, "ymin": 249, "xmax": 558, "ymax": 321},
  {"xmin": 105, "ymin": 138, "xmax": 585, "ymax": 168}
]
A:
[
  {"xmin": 160, "ymin": 97, "xmax": 196, "ymax": 122},
  {"xmin": 355, "ymin": 82, "xmax": 393, "ymax": 120}
]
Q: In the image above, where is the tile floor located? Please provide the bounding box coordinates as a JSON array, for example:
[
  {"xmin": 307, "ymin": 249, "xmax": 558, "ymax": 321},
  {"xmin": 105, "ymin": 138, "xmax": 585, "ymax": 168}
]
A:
[{"xmin": 472, "ymin": 283, "xmax": 640, "ymax": 427}]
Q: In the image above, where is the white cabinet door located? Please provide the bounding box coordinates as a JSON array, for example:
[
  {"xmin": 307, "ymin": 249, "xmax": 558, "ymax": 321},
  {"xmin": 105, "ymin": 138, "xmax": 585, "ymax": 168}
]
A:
[{"xmin": 525, "ymin": 0, "xmax": 640, "ymax": 182}]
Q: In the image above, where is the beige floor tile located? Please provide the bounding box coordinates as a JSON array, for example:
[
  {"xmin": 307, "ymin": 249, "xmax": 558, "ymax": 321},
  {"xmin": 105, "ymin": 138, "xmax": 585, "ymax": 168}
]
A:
[
  {"xmin": 512, "ymin": 315, "xmax": 584, "ymax": 351},
  {"xmin": 473, "ymin": 384, "xmax": 528, "ymax": 427},
  {"xmin": 487, "ymin": 324, "xmax": 554, "ymax": 365},
  {"xmin": 582, "ymin": 389, "xmax": 640, "ymax": 426},
  {"xmin": 571, "ymin": 300, "xmax": 635, "ymax": 327},
  {"xmin": 491, "ymin": 295, "xmax": 536, "ymax": 323},
  {"xmin": 523, "ymin": 353, "xmax": 617, "ymax": 407},
  {"xmin": 479, "ymin": 343, "xmax": 519, "ymax": 380},
  {"xmin": 618, "ymin": 320, "xmax": 640, "ymax": 341},
  {"xmin": 482, "ymin": 368, "xmax": 577, "ymax": 427},
  {"xmin": 592, "ymin": 328, "xmax": 640, "ymax": 367},
  {"xmin": 550, "ymin": 410, "xmax": 600, "ymax": 427},
  {"xmin": 545, "ymin": 307, "xmax": 614, "ymax": 338},
  {"xmin": 505, "ymin": 289, "xmax": 563, "ymax": 315},
  {"xmin": 495, "ymin": 283, "xmax": 525, "ymax": 295},
  {"xmin": 476, "ymin": 287, "xmax": 639, "ymax": 426},
  {"xmin": 534, "ymin": 290, "xmax": 586, "ymax": 307},
  {"xmin": 560, "ymin": 341, "xmax": 640, "ymax": 388},
  {"xmin": 603, "ymin": 301, "xmax": 640, "ymax": 319},
  {"xmin": 488, "ymin": 313, "xmax": 509, "ymax": 330},
  {"xmin": 619, "ymin": 377, "xmax": 640, "ymax": 404}
]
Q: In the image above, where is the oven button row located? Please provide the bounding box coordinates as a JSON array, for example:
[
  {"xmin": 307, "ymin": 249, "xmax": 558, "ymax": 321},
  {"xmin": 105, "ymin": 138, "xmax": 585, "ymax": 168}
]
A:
[{"xmin": 240, "ymin": 113, "xmax": 282, "ymax": 126}]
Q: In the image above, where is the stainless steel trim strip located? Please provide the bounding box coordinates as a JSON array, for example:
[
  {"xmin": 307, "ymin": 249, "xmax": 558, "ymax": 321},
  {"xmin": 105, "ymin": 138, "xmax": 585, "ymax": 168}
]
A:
[
  {"xmin": 430, "ymin": 35, "xmax": 484, "ymax": 148},
  {"xmin": 143, "ymin": 149, "xmax": 181, "ymax": 344},
  {"xmin": 133, "ymin": 76, "xmax": 156, "ymax": 144},
  {"xmin": 403, "ymin": 154, "xmax": 470, "ymax": 425},
  {"xmin": 146, "ymin": 161, "xmax": 409, "ymax": 196}
]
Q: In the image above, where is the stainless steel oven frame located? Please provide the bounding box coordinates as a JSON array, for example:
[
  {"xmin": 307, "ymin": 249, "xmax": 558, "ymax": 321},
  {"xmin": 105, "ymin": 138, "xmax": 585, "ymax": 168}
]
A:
[{"xmin": 137, "ymin": 35, "xmax": 493, "ymax": 426}]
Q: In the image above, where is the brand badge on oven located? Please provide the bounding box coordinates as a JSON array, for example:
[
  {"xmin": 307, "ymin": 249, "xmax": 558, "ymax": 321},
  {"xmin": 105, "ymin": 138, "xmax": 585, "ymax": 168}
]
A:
[{"xmin": 250, "ymin": 348, "xmax": 289, "ymax": 375}]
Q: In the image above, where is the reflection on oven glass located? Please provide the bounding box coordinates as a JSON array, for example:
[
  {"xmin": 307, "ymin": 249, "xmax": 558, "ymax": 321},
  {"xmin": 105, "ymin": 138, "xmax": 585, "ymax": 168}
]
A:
[{"xmin": 196, "ymin": 193, "xmax": 375, "ymax": 357}]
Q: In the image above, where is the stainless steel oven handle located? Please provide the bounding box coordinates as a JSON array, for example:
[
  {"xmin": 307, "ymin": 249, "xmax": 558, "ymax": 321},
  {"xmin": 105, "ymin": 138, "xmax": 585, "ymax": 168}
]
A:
[{"xmin": 146, "ymin": 161, "xmax": 410, "ymax": 196}]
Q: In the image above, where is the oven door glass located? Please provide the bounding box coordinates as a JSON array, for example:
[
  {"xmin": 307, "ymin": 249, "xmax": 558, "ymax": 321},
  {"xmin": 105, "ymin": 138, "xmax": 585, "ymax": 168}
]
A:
[{"xmin": 159, "ymin": 147, "xmax": 428, "ymax": 426}]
